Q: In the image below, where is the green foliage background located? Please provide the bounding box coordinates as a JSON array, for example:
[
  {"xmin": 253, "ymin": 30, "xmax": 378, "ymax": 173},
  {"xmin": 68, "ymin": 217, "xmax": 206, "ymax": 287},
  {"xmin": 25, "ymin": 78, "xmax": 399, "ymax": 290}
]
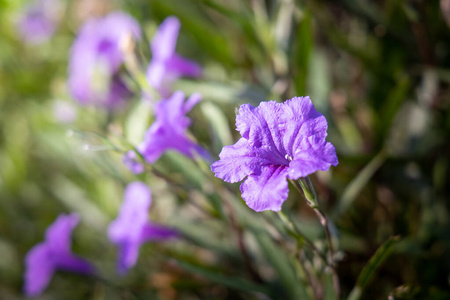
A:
[{"xmin": 0, "ymin": 0, "xmax": 450, "ymax": 299}]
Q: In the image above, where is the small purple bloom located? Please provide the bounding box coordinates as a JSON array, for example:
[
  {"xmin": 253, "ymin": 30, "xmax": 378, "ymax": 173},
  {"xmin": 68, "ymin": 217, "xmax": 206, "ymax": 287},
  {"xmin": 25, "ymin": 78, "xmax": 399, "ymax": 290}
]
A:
[
  {"xmin": 68, "ymin": 11, "xmax": 141, "ymax": 109},
  {"xmin": 211, "ymin": 96, "xmax": 338, "ymax": 212},
  {"xmin": 122, "ymin": 150, "xmax": 145, "ymax": 174},
  {"xmin": 108, "ymin": 182, "xmax": 178, "ymax": 274},
  {"xmin": 123, "ymin": 91, "xmax": 209, "ymax": 173},
  {"xmin": 24, "ymin": 213, "xmax": 94, "ymax": 297},
  {"xmin": 17, "ymin": 0, "xmax": 63, "ymax": 44},
  {"xmin": 147, "ymin": 16, "xmax": 202, "ymax": 97}
]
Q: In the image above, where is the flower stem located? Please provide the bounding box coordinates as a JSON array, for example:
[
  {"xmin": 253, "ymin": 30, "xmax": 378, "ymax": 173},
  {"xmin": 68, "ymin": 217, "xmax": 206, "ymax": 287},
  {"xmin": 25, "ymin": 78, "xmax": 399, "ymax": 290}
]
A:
[
  {"xmin": 297, "ymin": 177, "xmax": 319, "ymax": 209},
  {"xmin": 292, "ymin": 176, "xmax": 341, "ymax": 297},
  {"xmin": 277, "ymin": 208, "xmax": 327, "ymax": 264}
]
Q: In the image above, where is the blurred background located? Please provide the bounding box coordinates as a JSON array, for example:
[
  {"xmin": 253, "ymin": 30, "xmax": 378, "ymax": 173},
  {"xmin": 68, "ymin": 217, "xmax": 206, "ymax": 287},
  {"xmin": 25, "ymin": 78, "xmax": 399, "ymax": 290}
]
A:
[{"xmin": 0, "ymin": 0, "xmax": 450, "ymax": 299}]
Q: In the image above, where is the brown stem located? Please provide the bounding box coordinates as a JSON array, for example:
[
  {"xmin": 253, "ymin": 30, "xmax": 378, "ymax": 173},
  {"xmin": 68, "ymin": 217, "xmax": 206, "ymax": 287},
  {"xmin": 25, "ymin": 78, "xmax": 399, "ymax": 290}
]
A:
[{"xmin": 314, "ymin": 208, "xmax": 340, "ymax": 297}]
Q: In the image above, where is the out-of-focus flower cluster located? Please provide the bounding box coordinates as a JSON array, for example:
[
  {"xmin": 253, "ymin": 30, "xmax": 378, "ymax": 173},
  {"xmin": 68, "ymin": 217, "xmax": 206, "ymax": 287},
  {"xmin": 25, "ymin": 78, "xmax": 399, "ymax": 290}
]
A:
[
  {"xmin": 68, "ymin": 11, "xmax": 141, "ymax": 109},
  {"xmin": 22, "ymin": 7, "xmax": 338, "ymax": 297},
  {"xmin": 17, "ymin": 0, "xmax": 64, "ymax": 44}
]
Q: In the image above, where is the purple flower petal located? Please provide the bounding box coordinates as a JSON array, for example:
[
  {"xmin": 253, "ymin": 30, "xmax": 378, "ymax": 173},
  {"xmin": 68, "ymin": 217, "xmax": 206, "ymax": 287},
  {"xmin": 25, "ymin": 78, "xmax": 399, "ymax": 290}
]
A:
[
  {"xmin": 23, "ymin": 213, "xmax": 94, "ymax": 296},
  {"xmin": 240, "ymin": 166, "xmax": 289, "ymax": 212},
  {"xmin": 146, "ymin": 60, "xmax": 171, "ymax": 96},
  {"xmin": 131, "ymin": 91, "xmax": 209, "ymax": 166},
  {"xmin": 116, "ymin": 240, "xmax": 141, "ymax": 274},
  {"xmin": 141, "ymin": 223, "xmax": 180, "ymax": 241},
  {"xmin": 68, "ymin": 11, "xmax": 140, "ymax": 109},
  {"xmin": 166, "ymin": 54, "xmax": 202, "ymax": 78},
  {"xmin": 122, "ymin": 151, "xmax": 145, "ymax": 174},
  {"xmin": 151, "ymin": 16, "xmax": 180, "ymax": 61},
  {"xmin": 108, "ymin": 182, "xmax": 152, "ymax": 245},
  {"xmin": 45, "ymin": 213, "xmax": 80, "ymax": 253},
  {"xmin": 108, "ymin": 182, "xmax": 179, "ymax": 274},
  {"xmin": 17, "ymin": 0, "xmax": 63, "ymax": 44},
  {"xmin": 211, "ymin": 138, "xmax": 269, "ymax": 183},
  {"xmin": 24, "ymin": 244, "xmax": 55, "ymax": 297},
  {"xmin": 108, "ymin": 182, "xmax": 151, "ymax": 274},
  {"xmin": 211, "ymin": 96, "xmax": 338, "ymax": 212},
  {"xmin": 55, "ymin": 253, "xmax": 95, "ymax": 274},
  {"xmin": 146, "ymin": 16, "xmax": 202, "ymax": 96}
]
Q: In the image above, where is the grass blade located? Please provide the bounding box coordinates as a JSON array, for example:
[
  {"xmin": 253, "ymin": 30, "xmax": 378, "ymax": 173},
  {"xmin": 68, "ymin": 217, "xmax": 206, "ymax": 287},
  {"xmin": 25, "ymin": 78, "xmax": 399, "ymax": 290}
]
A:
[{"xmin": 347, "ymin": 236, "xmax": 400, "ymax": 300}]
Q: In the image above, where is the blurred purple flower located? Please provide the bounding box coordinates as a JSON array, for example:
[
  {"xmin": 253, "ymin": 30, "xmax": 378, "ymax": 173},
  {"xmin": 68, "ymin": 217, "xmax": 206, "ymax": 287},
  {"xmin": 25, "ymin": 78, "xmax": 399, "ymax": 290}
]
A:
[
  {"xmin": 147, "ymin": 16, "xmax": 202, "ymax": 97},
  {"xmin": 68, "ymin": 11, "xmax": 141, "ymax": 109},
  {"xmin": 24, "ymin": 213, "xmax": 94, "ymax": 297},
  {"xmin": 123, "ymin": 91, "xmax": 209, "ymax": 173},
  {"xmin": 122, "ymin": 150, "xmax": 145, "ymax": 174},
  {"xmin": 211, "ymin": 96, "xmax": 338, "ymax": 212},
  {"xmin": 17, "ymin": 0, "xmax": 63, "ymax": 44},
  {"xmin": 108, "ymin": 182, "xmax": 178, "ymax": 274}
]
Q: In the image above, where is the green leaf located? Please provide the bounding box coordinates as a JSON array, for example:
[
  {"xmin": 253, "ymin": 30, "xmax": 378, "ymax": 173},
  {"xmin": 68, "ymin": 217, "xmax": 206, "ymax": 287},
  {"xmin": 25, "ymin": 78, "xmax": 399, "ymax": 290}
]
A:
[
  {"xmin": 293, "ymin": 10, "xmax": 312, "ymax": 96},
  {"xmin": 250, "ymin": 225, "xmax": 311, "ymax": 300},
  {"xmin": 379, "ymin": 74, "xmax": 411, "ymax": 140},
  {"xmin": 322, "ymin": 267, "xmax": 338, "ymax": 300},
  {"xmin": 124, "ymin": 100, "xmax": 153, "ymax": 145},
  {"xmin": 149, "ymin": 0, "xmax": 235, "ymax": 66},
  {"xmin": 333, "ymin": 149, "xmax": 388, "ymax": 219},
  {"xmin": 157, "ymin": 151, "xmax": 206, "ymax": 190},
  {"xmin": 224, "ymin": 195, "xmax": 311, "ymax": 299},
  {"xmin": 347, "ymin": 236, "xmax": 400, "ymax": 300},
  {"xmin": 173, "ymin": 79, "xmax": 267, "ymax": 105},
  {"xmin": 171, "ymin": 220, "xmax": 238, "ymax": 258},
  {"xmin": 200, "ymin": 101, "xmax": 233, "ymax": 151},
  {"xmin": 308, "ymin": 50, "xmax": 331, "ymax": 113}
]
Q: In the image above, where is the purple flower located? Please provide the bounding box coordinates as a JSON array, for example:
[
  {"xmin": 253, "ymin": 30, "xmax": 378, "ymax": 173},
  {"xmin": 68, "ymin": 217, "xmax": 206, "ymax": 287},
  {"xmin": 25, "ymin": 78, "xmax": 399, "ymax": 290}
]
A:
[
  {"xmin": 211, "ymin": 96, "xmax": 338, "ymax": 212},
  {"xmin": 17, "ymin": 0, "xmax": 63, "ymax": 44},
  {"xmin": 23, "ymin": 213, "xmax": 94, "ymax": 297},
  {"xmin": 147, "ymin": 16, "xmax": 202, "ymax": 97},
  {"xmin": 122, "ymin": 151, "xmax": 145, "ymax": 174},
  {"xmin": 123, "ymin": 91, "xmax": 209, "ymax": 173},
  {"xmin": 108, "ymin": 182, "xmax": 178, "ymax": 274},
  {"xmin": 68, "ymin": 11, "xmax": 141, "ymax": 109}
]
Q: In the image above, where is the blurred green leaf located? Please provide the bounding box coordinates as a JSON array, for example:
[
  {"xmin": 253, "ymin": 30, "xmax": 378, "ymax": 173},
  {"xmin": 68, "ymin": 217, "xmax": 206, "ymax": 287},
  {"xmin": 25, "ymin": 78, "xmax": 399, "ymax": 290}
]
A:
[
  {"xmin": 51, "ymin": 177, "xmax": 109, "ymax": 229},
  {"xmin": 250, "ymin": 225, "xmax": 311, "ymax": 300},
  {"xmin": 225, "ymin": 194, "xmax": 311, "ymax": 299},
  {"xmin": 333, "ymin": 149, "xmax": 388, "ymax": 219},
  {"xmin": 200, "ymin": 101, "xmax": 233, "ymax": 151},
  {"xmin": 323, "ymin": 267, "xmax": 338, "ymax": 300},
  {"xmin": 149, "ymin": 0, "xmax": 236, "ymax": 66},
  {"xmin": 156, "ymin": 151, "xmax": 206, "ymax": 189},
  {"xmin": 347, "ymin": 236, "xmax": 400, "ymax": 300},
  {"xmin": 379, "ymin": 74, "xmax": 411, "ymax": 140},
  {"xmin": 172, "ymin": 219, "xmax": 238, "ymax": 258},
  {"xmin": 124, "ymin": 100, "xmax": 153, "ymax": 145},
  {"xmin": 174, "ymin": 79, "xmax": 267, "ymax": 105},
  {"xmin": 293, "ymin": 10, "xmax": 312, "ymax": 96}
]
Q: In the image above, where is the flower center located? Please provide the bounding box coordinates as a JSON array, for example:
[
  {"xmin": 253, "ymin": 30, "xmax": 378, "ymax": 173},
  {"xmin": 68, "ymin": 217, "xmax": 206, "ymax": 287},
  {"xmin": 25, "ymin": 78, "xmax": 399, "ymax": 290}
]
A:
[{"xmin": 285, "ymin": 154, "xmax": 293, "ymax": 161}]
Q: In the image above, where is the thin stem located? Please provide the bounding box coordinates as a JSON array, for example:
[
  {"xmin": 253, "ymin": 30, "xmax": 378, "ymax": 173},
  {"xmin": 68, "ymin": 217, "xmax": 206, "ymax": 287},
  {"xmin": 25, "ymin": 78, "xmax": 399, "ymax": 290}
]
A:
[
  {"xmin": 292, "ymin": 176, "xmax": 341, "ymax": 298},
  {"xmin": 298, "ymin": 249, "xmax": 323, "ymax": 300},
  {"xmin": 277, "ymin": 209, "xmax": 328, "ymax": 264}
]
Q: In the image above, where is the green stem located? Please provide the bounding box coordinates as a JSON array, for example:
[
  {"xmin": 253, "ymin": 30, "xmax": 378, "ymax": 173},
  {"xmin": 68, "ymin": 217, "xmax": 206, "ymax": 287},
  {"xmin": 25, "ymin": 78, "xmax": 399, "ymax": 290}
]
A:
[
  {"xmin": 297, "ymin": 177, "xmax": 319, "ymax": 208},
  {"xmin": 292, "ymin": 176, "xmax": 341, "ymax": 297},
  {"xmin": 277, "ymin": 209, "xmax": 328, "ymax": 265}
]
